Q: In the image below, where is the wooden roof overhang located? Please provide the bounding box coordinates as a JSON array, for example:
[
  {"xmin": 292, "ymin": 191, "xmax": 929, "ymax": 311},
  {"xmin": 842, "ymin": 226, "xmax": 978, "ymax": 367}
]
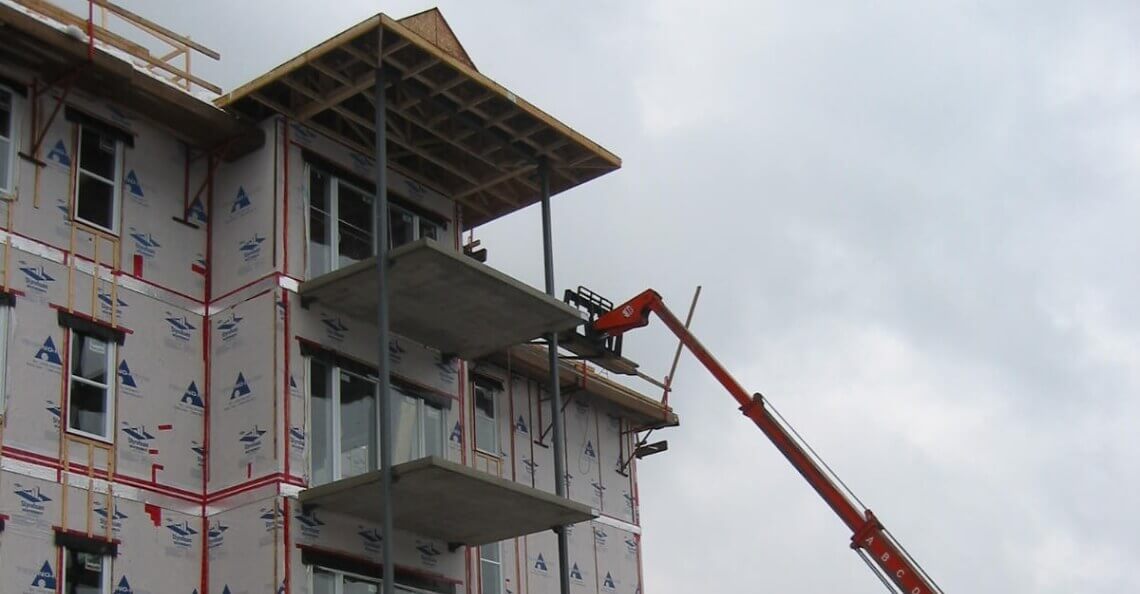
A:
[{"xmin": 216, "ymin": 14, "xmax": 621, "ymax": 228}]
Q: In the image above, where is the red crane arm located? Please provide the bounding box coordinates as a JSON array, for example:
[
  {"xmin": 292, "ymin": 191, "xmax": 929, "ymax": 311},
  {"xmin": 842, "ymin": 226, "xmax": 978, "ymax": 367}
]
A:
[{"xmin": 594, "ymin": 289, "xmax": 942, "ymax": 594}]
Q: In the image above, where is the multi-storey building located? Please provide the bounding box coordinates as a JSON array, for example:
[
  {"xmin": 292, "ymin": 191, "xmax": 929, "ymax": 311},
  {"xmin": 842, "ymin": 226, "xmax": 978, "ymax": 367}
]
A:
[{"xmin": 0, "ymin": 3, "xmax": 676, "ymax": 594}]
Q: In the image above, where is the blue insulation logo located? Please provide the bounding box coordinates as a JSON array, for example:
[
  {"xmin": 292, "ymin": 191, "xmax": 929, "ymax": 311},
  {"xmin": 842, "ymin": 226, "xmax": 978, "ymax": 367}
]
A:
[
  {"xmin": 231, "ymin": 372, "xmax": 252, "ymax": 400},
  {"xmin": 165, "ymin": 313, "xmax": 196, "ymax": 342},
  {"xmin": 181, "ymin": 381, "xmax": 204, "ymax": 410},
  {"xmin": 32, "ymin": 560, "xmax": 56, "ymax": 589},
  {"xmin": 19, "ymin": 261, "xmax": 54, "ymax": 293},
  {"xmin": 113, "ymin": 575, "xmax": 133, "ymax": 594},
  {"xmin": 118, "ymin": 361, "xmax": 137, "ymax": 388},
  {"xmin": 320, "ymin": 314, "xmax": 348, "ymax": 342},
  {"xmin": 359, "ymin": 527, "xmax": 383, "ymax": 553},
  {"xmin": 15, "ymin": 484, "xmax": 51, "ymax": 514},
  {"xmin": 34, "ymin": 337, "xmax": 62, "ymax": 365},
  {"xmin": 166, "ymin": 521, "xmax": 198, "ymax": 548},
  {"xmin": 208, "ymin": 521, "xmax": 228, "ymax": 549},
  {"xmin": 47, "ymin": 140, "xmax": 70, "ymax": 166},
  {"xmin": 129, "ymin": 228, "xmax": 161, "ymax": 259},
  {"xmin": 218, "ymin": 313, "xmax": 243, "ymax": 341},
  {"xmin": 188, "ymin": 197, "xmax": 207, "ymax": 224},
  {"xmin": 534, "ymin": 554, "xmax": 548, "ymax": 573},
  {"xmin": 124, "ymin": 170, "xmax": 143, "ymax": 197},
  {"xmin": 239, "ymin": 426, "xmax": 266, "ymax": 454},
  {"xmin": 294, "ymin": 509, "xmax": 324, "ymax": 539},
  {"xmin": 232, "ymin": 186, "xmax": 252, "ymax": 213},
  {"xmin": 239, "ymin": 234, "xmax": 265, "ymax": 262}
]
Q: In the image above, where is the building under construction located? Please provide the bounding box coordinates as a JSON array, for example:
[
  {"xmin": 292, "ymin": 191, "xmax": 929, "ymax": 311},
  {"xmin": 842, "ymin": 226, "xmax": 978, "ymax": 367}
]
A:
[{"xmin": 0, "ymin": 2, "xmax": 677, "ymax": 593}]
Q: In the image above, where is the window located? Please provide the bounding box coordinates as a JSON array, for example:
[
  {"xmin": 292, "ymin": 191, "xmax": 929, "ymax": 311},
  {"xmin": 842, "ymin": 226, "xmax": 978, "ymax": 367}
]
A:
[
  {"xmin": 63, "ymin": 547, "xmax": 111, "ymax": 594},
  {"xmin": 391, "ymin": 385, "xmax": 445, "ymax": 463},
  {"xmin": 0, "ymin": 87, "xmax": 15, "ymax": 196},
  {"xmin": 480, "ymin": 544, "xmax": 502, "ymax": 594},
  {"xmin": 473, "ymin": 379, "xmax": 498, "ymax": 454},
  {"xmin": 311, "ymin": 359, "xmax": 378, "ymax": 485},
  {"xmin": 312, "ymin": 567, "xmax": 432, "ymax": 594},
  {"xmin": 309, "ymin": 356, "xmax": 446, "ymax": 486},
  {"xmin": 307, "ymin": 164, "xmax": 444, "ymax": 278},
  {"xmin": 67, "ymin": 330, "xmax": 114, "ymax": 441},
  {"xmin": 389, "ymin": 202, "xmax": 440, "ymax": 248},
  {"xmin": 74, "ymin": 125, "xmax": 122, "ymax": 233}
]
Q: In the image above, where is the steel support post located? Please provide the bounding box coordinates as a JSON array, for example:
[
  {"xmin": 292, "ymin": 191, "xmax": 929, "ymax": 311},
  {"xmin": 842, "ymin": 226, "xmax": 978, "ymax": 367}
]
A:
[
  {"xmin": 373, "ymin": 46, "xmax": 395, "ymax": 594},
  {"xmin": 539, "ymin": 159, "xmax": 572, "ymax": 594}
]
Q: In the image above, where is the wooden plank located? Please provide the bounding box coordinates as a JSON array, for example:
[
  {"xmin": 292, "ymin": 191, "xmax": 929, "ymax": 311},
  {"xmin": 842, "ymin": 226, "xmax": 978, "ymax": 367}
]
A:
[
  {"xmin": 295, "ymin": 71, "xmax": 377, "ymax": 121},
  {"xmin": 216, "ymin": 16, "xmax": 382, "ymax": 107},
  {"xmin": 10, "ymin": 0, "xmax": 149, "ymax": 57},
  {"xmin": 380, "ymin": 14, "xmax": 621, "ymax": 168},
  {"xmin": 454, "ymin": 165, "xmax": 535, "ymax": 199},
  {"xmin": 90, "ymin": 0, "xmax": 220, "ymax": 60}
]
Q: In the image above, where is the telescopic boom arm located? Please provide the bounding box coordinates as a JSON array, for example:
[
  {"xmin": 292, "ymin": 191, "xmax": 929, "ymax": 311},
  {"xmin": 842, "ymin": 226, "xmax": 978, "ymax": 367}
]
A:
[{"xmin": 593, "ymin": 289, "xmax": 942, "ymax": 594}]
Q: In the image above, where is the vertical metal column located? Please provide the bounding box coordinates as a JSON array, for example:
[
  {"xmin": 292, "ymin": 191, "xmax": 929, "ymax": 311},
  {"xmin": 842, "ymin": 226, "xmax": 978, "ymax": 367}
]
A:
[
  {"xmin": 373, "ymin": 46, "xmax": 395, "ymax": 594},
  {"xmin": 539, "ymin": 159, "xmax": 572, "ymax": 594}
]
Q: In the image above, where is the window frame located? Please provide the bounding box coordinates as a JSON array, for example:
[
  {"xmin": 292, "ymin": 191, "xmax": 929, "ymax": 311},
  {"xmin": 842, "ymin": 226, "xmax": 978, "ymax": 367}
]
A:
[
  {"xmin": 309, "ymin": 358, "xmax": 379, "ymax": 485},
  {"xmin": 307, "ymin": 356, "xmax": 448, "ymax": 486},
  {"xmin": 307, "ymin": 165, "xmax": 377, "ymax": 278},
  {"xmin": 0, "ymin": 85, "xmax": 18, "ymax": 198},
  {"xmin": 0, "ymin": 303, "xmax": 8, "ymax": 414},
  {"xmin": 312, "ymin": 565, "xmax": 437, "ymax": 594},
  {"xmin": 306, "ymin": 162, "xmax": 447, "ymax": 278},
  {"xmin": 479, "ymin": 543, "xmax": 503, "ymax": 594},
  {"xmin": 472, "ymin": 378, "xmax": 499, "ymax": 456},
  {"xmin": 73, "ymin": 123, "xmax": 123, "ymax": 235},
  {"xmin": 65, "ymin": 328, "xmax": 116, "ymax": 443},
  {"xmin": 61, "ymin": 546, "xmax": 112, "ymax": 594}
]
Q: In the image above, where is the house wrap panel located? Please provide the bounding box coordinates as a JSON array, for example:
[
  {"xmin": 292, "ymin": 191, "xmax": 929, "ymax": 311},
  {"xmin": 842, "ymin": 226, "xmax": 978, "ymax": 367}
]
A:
[{"xmin": 209, "ymin": 289, "xmax": 277, "ymax": 493}]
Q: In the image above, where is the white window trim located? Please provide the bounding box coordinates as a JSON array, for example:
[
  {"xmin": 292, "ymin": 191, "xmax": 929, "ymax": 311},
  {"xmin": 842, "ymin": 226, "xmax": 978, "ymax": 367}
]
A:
[
  {"xmin": 308, "ymin": 358, "xmax": 379, "ymax": 483},
  {"xmin": 312, "ymin": 565, "xmax": 435, "ymax": 594},
  {"xmin": 65, "ymin": 329, "xmax": 116, "ymax": 443},
  {"xmin": 0, "ymin": 305, "xmax": 8, "ymax": 415},
  {"xmin": 308, "ymin": 165, "xmax": 375, "ymax": 277},
  {"xmin": 61, "ymin": 548, "xmax": 112, "ymax": 594},
  {"xmin": 73, "ymin": 124, "xmax": 123, "ymax": 235},
  {"xmin": 393, "ymin": 384, "xmax": 446, "ymax": 461},
  {"xmin": 473, "ymin": 380, "xmax": 499, "ymax": 456},
  {"xmin": 0, "ymin": 85, "xmax": 19, "ymax": 198},
  {"xmin": 306, "ymin": 164, "xmax": 445, "ymax": 278},
  {"xmin": 308, "ymin": 358, "xmax": 447, "ymax": 484},
  {"xmin": 479, "ymin": 543, "xmax": 503, "ymax": 594}
]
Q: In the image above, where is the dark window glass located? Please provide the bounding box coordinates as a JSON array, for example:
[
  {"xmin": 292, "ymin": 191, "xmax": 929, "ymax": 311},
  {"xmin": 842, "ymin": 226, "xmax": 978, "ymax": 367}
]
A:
[
  {"xmin": 69, "ymin": 332, "xmax": 110, "ymax": 439},
  {"xmin": 309, "ymin": 169, "xmax": 331, "ymax": 278},
  {"xmin": 390, "ymin": 206, "xmax": 415, "ymax": 248},
  {"xmin": 79, "ymin": 127, "xmax": 116, "ymax": 180},
  {"xmin": 337, "ymin": 181, "xmax": 373, "ymax": 268},
  {"xmin": 64, "ymin": 548, "xmax": 105, "ymax": 594},
  {"xmin": 76, "ymin": 174, "xmax": 115, "ymax": 230},
  {"xmin": 310, "ymin": 359, "xmax": 333, "ymax": 486},
  {"xmin": 0, "ymin": 89, "xmax": 11, "ymax": 138},
  {"xmin": 76, "ymin": 126, "xmax": 118, "ymax": 231}
]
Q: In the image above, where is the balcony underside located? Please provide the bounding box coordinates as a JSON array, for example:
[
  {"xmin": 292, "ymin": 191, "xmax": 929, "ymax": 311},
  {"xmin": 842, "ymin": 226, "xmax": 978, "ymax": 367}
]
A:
[
  {"xmin": 299, "ymin": 239, "xmax": 584, "ymax": 360},
  {"xmin": 299, "ymin": 456, "xmax": 595, "ymax": 546}
]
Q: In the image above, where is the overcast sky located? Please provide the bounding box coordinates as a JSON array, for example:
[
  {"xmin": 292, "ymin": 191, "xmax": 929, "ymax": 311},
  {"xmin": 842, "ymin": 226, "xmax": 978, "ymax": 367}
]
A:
[{"xmin": 119, "ymin": 1, "xmax": 1140, "ymax": 592}]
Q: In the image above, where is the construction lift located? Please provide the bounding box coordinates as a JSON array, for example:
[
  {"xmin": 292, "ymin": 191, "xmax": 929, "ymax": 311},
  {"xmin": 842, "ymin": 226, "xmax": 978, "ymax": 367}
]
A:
[{"xmin": 574, "ymin": 288, "xmax": 945, "ymax": 594}]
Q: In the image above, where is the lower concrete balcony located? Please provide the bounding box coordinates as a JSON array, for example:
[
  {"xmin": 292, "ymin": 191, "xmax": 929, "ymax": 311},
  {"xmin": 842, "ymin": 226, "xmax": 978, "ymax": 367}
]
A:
[
  {"xmin": 298, "ymin": 456, "xmax": 595, "ymax": 547},
  {"xmin": 299, "ymin": 239, "xmax": 584, "ymax": 360}
]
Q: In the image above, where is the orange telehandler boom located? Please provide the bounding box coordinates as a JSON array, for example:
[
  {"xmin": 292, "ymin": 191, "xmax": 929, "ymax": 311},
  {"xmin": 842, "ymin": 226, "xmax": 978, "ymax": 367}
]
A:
[{"xmin": 591, "ymin": 289, "xmax": 944, "ymax": 594}]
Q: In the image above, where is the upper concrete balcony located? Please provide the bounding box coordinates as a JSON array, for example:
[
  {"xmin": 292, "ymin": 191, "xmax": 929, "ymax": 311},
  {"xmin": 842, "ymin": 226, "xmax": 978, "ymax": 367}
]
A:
[{"xmin": 298, "ymin": 238, "xmax": 585, "ymax": 360}]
